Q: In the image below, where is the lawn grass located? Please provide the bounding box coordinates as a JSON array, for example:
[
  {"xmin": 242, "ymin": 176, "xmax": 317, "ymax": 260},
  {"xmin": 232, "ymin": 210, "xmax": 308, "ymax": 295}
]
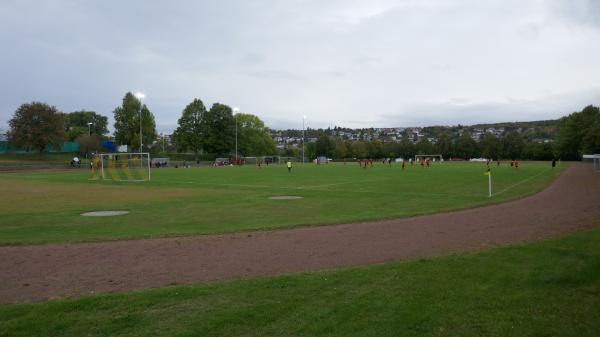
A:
[
  {"xmin": 0, "ymin": 161, "xmax": 564, "ymax": 245},
  {"xmin": 1, "ymin": 228, "xmax": 598, "ymax": 337}
]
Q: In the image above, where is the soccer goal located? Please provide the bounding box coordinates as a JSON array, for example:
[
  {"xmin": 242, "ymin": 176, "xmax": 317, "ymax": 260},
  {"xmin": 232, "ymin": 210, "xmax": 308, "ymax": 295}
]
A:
[
  {"xmin": 415, "ymin": 154, "xmax": 443, "ymax": 162},
  {"xmin": 594, "ymin": 154, "xmax": 600, "ymax": 173},
  {"xmin": 91, "ymin": 153, "xmax": 151, "ymax": 181},
  {"xmin": 262, "ymin": 156, "xmax": 281, "ymax": 164}
]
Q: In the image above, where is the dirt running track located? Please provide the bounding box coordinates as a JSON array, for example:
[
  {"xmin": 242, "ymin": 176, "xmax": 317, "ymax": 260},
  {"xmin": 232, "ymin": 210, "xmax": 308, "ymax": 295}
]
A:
[{"xmin": 1, "ymin": 163, "xmax": 599, "ymax": 304}]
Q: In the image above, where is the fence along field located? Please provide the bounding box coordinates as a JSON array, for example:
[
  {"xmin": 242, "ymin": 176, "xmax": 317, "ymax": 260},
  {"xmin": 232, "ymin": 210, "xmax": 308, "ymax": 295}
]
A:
[{"xmin": 0, "ymin": 161, "xmax": 564, "ymax": 245}]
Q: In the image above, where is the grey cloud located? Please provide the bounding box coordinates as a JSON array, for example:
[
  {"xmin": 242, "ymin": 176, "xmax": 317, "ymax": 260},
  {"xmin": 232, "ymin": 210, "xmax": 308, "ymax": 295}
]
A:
[{"xmin": 0, "ymin": 0, "xmax": 599, "ymax": 132}]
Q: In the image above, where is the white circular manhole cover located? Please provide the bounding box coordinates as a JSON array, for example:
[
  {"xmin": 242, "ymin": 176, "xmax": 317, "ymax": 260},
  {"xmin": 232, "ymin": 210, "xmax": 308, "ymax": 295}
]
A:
[
  {"xmin": 268, "ymin": 196, "xmax": 303, "ymax": 200},
  {"xmin": 81, "ymin": 211, "xmax": 130, "ymax": 217}
]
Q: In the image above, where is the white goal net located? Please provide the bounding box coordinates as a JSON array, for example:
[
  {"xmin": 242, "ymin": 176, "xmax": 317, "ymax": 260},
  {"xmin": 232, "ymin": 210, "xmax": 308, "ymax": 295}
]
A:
[
  {"xmin": 91, "ymin": 153, "xmax": 151, "ymax": 181},
  {"xmin": 415, "ymin": 154, "xmax": 443, "ymax": 162}
]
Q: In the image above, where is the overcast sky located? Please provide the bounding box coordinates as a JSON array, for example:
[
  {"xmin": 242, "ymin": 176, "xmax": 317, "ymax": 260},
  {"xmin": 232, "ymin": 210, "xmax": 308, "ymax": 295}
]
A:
[{"xmin": 1, "ymin": 0, "xmax": 599, "ymax": 133}]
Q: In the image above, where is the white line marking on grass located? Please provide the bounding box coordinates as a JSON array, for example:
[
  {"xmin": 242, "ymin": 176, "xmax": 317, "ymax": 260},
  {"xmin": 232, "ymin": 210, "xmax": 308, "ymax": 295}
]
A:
[{"xmin": 492, "ymin": 169, "xmax": 552, "ymax": 197}]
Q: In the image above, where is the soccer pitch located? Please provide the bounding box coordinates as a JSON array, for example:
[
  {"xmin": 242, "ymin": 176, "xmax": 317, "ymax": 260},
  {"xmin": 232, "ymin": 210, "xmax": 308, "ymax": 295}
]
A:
[{"xmin": 0, "ymin": 161, "xmax": 564, "ymax": 245}]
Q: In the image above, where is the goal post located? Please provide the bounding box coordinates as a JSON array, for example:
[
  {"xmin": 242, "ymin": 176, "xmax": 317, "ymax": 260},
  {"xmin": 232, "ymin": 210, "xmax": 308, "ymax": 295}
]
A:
[
  {"xmin": 92, "ymin": 153, "xmax": 151, "ymax": 181},
  {"xmin": 415, "ymin": 154, "xmax": 444, "ymax": 162}
]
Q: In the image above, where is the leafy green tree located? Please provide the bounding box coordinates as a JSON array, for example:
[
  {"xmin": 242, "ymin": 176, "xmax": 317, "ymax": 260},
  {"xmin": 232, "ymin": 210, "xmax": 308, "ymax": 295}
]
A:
[
  {"xmin": 315, "ymin": 135, "xmax": 335, "ymax": 157},
  {"xmin": 383, "ymin": 141, "xmax": 400, "ymax": 158},
  {"xmin": 113, "ymin": 92, "xmax": 156, "ymax": 151},
  {"xmin": 172, "ymin": 98, "xmax": 206, "ymax": 160},
  {"xmin": 435, "ymin": 132, "xmax": 453, "ymax": 159},
  {"xmin": 333, "ymin": 139, "xmax": 347, "ymax": 159},
  {"xmin": 76, "ymin": 134, "xmax": 102, "ymax": 153},
  {"xmin": 583, "ymin": 119, "xmax": 600, "ymax": 154},
  {"xmin": 282, "ymin": 147, "xmax": 298, "ymax": 158},
  {"xmin": 8, "ymin": 102, "xmax": 66, "ymax": 153},
  {"xmin": 556, "ymin": 105, "xmax": 600, "ymax": 160},
  {"xmin": 305, "ymin": 141, "xmax": 317, "ymax": 161},
  {"xmin": 416, "ymin": 138, "xmax": 434, "ymax": 155},
  {"xmin": 480, "ymin": 133, "xmax": 502, "ymax": 160},
  {"xmin": 455, "ymin": 132, "xmax": 479, "ymax": 159},
  {"xmin": 65, "ymin": 110, "xmax": 108, "ymax": 141},
  {"xmin": 367, "ymin": 140, "xmax": 384, "ymax": 158},
  {"xmin": 502, "ymin": 131, "xmax": 524, "ymax": 159},
  {"xmin": 522, "ymin": 142, "xmax": 555, "ymax": 160},
  {"xmin": 398, "ymin": 136, "xmax": 416, "ymax": 159},
  {"xmin": 234, "ymin": 113, "xmax": 276, "ymax": 156},
  {"xmin": 351, "ymin": 141, "xmax": 367, "ymax": 158},
  {"xmin": 202, "ymin": 103, "xmax": 235, "ymax": 155}
]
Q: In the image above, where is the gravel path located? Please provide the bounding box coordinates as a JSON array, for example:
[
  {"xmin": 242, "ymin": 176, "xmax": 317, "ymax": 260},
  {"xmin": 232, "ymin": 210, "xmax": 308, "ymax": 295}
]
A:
[{"xmin": 1, "ymin": 163, "xmax": 598, "ymax": 304}]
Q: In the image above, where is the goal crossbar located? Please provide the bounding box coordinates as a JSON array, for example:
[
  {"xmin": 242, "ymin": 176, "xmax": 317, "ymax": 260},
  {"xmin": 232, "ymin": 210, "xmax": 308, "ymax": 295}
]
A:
[{"xmin": 414, "ymin": 154, "xmax": 443, "ymax": 162}]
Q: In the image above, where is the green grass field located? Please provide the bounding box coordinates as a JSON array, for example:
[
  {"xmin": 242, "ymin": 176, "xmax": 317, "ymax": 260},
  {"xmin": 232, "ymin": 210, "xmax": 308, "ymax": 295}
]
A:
[
  {"xmin": 0, "ymin": 161, "xmax": 564, "ymax": 245},
  {"xmin": 1, "ymin": 228, "xmax": 597, "ymax": 337}
]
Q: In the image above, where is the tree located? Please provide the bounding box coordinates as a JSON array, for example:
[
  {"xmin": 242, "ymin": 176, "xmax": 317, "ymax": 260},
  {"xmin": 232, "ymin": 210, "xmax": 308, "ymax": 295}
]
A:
[
  {"xmin": 480, "ymin": 133, "xmax": 502, "ymax": 160},
  {"xmin": 8, "ymin": 102, "xmax": 66, "ymax": 153},
  {"xmin": 583, "ymin": 119, "xmax": 600, "ymax": 154},
  {"xmin": 202, "ymin": 103, "xmax": 235, "ymax": 155},
  {"xmin": 351, "ymin": 141, "xmax": 367, "ymax": 158},
  {"xmin": 383, "ymin": 141, "xmax": 400, "ymax": 159},
  {"xmin": 435, "ymin": 132, "xmax": 453, "ymax": 159},
  {"xmin": 455, "ymin": 132, "xmax": 479, "ymax": 159},
  {"xmin": 333, "ymin": 139, "xmax": 347, "ymax": 159},
  {"xmin": 502, "ymin": 131, "xmax": 524, "ymax": 159},
  {"xmin": 76, "ymin": 134, "xmax": 102, "ymax": 153},
  {"xmin": 556, "ymin": 105, "xmax": 600, "ymax": 160},
  {"xmin": 398, "ymin": 136, "xmax": 415, "ymax": 159},
  {"xmin": 315, "ymin": 135, "xmax": 335, "ymax": 157},
  {"xmin": 113, "ymin": 92, "xmax": 156, "ymax": 151},
  {"xmin": 234, "ymin": 113, "xmax": 276, "ymax": 156},
  {"xmin": 416, "ymin": 138, "xmax": 434, "ymax": 155},
  {"xmin": 65, "ymin": 110, "xmax": 108, "ymax": 141},
  {"xmin": 367, "ymin": 140, "xmax": 384, "ymax": 158},
  {"xmin": 172, "ymin": 98, "xmax": 206, "ymax": 160},
  {"xmin": 305, "ymin": 141, "xmax": 317, "ymax": 161}
]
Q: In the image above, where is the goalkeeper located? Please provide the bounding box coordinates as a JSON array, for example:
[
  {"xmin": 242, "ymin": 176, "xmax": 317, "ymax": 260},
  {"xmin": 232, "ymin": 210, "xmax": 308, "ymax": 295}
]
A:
[{"xmin": 286, "ymin": 158, "xmax": 292, "ymax": 173}]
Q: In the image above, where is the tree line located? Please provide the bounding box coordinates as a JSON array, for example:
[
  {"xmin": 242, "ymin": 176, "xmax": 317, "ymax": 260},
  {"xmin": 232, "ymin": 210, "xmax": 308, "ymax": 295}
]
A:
[
  {"xmin": 5, "ymin": 99, "xmax": 599, "ymax": 161},
  {"xmin": 296, "ymin": 105, "xmax": 600, "ymax": 161},
  {"xmin": 6, "ymin": 92, "xmax": 275, "ymax": 158}
]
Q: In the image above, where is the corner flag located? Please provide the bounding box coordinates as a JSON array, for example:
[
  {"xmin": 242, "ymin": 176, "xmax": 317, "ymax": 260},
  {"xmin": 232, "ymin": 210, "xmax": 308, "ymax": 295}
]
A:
[{"xmin": 484, "ymin": 169, "xmax": 492, "ymax": 197}]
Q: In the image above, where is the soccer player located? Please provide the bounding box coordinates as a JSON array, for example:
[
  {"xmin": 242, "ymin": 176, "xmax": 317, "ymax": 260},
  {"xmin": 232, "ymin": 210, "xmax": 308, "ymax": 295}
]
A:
[
  {"xmin": 286, "ymin": 158, "xmax": 292, "ymax": 173},
  {"xmin": 402, "ymin": 160, "xmax": 406, "ymax": 170},
  {"xmin": 515, "ymin": 160, "xmax": 519, "ymax": 170}
]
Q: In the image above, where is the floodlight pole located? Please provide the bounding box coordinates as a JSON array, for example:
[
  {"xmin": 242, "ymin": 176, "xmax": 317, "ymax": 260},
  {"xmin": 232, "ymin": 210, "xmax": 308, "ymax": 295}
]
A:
[
  {"xmin": 233, "ymin": 108, "xmax": 240, "ymax": 162},
  {"xmin": 135, "ymin": 92, "xmax": 146, "ymax": 154},
  {"xmin": 139, "ymin": 101, "xmax": 143, "ymax": 154},
  {"xmin": 87, "ymin": 122, "xmax": 92, "ymax": 136},
  {"xmin": 302, "ymin": 116, "xmax": 306, "ymax": 163},
  {"xmin": 235, "ymin": 120, "xmax": 238, "ymax": 161}
]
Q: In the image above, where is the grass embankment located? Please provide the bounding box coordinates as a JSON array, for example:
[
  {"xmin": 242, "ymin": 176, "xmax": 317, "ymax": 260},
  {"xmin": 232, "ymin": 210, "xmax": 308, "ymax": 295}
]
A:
[
  {"xmin": 1, "ymin": 228, "xmax": 598, "ymax": 337},
  {"xmin": 0, "ymin": 162, "xmax": 564, "ymax": 245}
]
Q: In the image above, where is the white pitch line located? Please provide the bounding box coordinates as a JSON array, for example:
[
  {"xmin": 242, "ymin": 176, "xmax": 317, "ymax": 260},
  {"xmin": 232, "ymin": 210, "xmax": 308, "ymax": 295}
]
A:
[{"xmin": 492, "ymin": 168, "xmax": 552, "ymax": 196}]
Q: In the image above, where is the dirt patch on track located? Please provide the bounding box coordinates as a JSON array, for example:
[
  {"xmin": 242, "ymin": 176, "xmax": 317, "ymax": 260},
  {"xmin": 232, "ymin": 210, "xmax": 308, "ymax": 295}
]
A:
[{"xmin": 1, "ymin": 163, "xmax": 599, "ymax": 304}]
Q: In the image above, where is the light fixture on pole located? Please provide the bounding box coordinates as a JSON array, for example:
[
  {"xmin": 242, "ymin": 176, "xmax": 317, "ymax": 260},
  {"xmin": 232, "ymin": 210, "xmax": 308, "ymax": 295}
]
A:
[
  {"xmin": 233, "ymin": 107, "xmax": 240, "ymax": 162},
  {"xmin": 134, "ymin": 92, "xmax": 146, "ymax": 153},
  {"xmin": 87, "ymin": 122, "xmax": 93, "ymax": 136},
  {"xmin": 302, "ymin": 115, "xmax": 306, "ymax": 163}
]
